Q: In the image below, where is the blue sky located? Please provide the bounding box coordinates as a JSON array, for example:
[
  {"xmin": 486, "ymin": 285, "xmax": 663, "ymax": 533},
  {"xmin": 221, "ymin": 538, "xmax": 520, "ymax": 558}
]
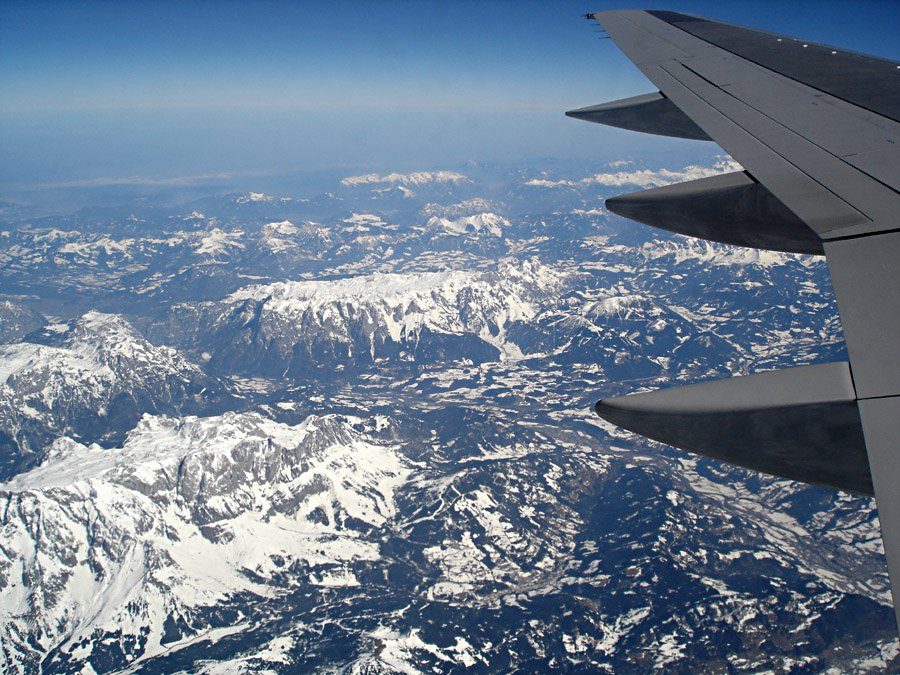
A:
[{"xmin": 2, "ymin": 0, "xmax": 898, "ymax": 191}]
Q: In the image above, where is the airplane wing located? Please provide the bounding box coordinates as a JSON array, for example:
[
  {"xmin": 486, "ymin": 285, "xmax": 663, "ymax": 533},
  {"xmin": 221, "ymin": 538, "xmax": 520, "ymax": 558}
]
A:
[{"xmin": 568, "ymin": 10, "xmax": 900, "ymax": 629}]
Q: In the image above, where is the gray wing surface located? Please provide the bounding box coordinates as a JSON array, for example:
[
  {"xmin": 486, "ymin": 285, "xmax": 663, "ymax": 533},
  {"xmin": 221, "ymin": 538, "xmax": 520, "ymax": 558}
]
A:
[{"xmin": 570, "ymin": 9, "xmax": 900, "ymax": 629}]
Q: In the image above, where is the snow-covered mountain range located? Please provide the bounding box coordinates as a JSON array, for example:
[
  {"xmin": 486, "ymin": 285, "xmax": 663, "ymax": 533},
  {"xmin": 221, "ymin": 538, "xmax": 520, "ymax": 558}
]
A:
[{"xmin": 0, "ymin": 158, "xmax": 895, "ymax": 673}]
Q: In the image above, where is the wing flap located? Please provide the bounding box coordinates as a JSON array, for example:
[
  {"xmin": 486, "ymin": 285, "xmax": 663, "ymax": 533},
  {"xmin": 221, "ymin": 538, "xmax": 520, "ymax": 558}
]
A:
[
  {"xmin": 858, "ymin": 398, "xmax": 900, "ymax": 618},
  {"xmin": 670, "ymin": 55, "xmax": 900, "ymax": 185},
  {"xmin": 824, "ymin": 233, "xmax": 900, "ymax": 400},
  {"xmin": 658, "ymin": 59, "xmax": 897, "ymax": 232}
]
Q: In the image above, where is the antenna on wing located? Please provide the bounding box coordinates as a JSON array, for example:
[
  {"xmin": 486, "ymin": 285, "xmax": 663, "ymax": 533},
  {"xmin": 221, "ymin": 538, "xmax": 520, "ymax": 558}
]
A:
[{"xmin": 584, "ymin": 13, "xmax": 612, "ymax": 38}]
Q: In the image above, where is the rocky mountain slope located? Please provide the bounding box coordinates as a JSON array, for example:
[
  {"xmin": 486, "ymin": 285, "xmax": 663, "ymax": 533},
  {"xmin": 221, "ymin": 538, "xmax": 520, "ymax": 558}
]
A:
[{"xmin": 148, "ymin": 260, "xmax": 567, "ymax": 379}]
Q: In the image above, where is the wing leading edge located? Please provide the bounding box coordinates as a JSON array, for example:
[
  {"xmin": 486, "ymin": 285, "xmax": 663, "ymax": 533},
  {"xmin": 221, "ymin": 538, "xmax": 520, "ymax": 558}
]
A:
[{"xmin": 570, "ymin": 10, "xmax": 900, "ymax": 630}]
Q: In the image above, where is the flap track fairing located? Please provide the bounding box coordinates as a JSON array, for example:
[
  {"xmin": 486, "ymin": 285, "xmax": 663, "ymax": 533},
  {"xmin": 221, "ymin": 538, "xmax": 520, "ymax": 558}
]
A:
[
  {"xmin": 606, "ymin": 171, "xmax": 824, "ymax": 255},
  {"xmin": 595, "ymin": 362, "xmax": 871, "ymax": 495},
  {"xmin": 566, "ymin": 92, "xmax": 712, "ymax": 141}
]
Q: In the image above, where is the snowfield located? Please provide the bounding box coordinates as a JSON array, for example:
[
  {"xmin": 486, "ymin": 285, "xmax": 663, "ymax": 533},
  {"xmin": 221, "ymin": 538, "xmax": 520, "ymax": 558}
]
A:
[{"xmin": 0, "ymin": 412, "xmax": 411, "ymax": 671}]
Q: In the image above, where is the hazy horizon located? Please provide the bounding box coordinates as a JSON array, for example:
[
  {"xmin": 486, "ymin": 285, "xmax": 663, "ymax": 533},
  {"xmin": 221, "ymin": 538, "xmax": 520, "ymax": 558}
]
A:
[{"xmin": 3, "ymin": 0, "xmax": 899, "ymax": 194}]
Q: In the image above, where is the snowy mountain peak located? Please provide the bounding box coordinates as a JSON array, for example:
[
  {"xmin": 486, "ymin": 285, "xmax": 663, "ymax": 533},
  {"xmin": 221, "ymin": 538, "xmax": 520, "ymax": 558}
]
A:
[
  {"xmin": 194, "ymin": 228, "xmax": 244, "ymax": 258},
  {"xmin": 421, "ymin": 198, "xmax": 496, "ymax": 218},
  {"xmin": 524, "ymin": 157, "xmax": 742, "ymax": 189},
  {"xmin": 426, "ymin": 212, "xmax": 508, "ymax": 237},
  {"xmin": 262, "ymin": 220, "xmax": 299, "ymax": 236},
  {"xmin": 235, "ymin": 192, "xmax": 286, "ymax": 203},
  {"xmin": 0, "ymin": 312, "xmax": 228, "ymax": 468},
  {"xmin": 39, "ymin": 311, "xmax": 181, "ymax": 369},
  {"xmin": 0, "ymin": 301, "xmax": 45, "ymax": 344},
  {"xmin": 221, "ymin": 260, "xmax": 566, "ymax": 349},
  {"xmin": 226, "ymin": 259, "xmax": 563, "ymax": 307}
]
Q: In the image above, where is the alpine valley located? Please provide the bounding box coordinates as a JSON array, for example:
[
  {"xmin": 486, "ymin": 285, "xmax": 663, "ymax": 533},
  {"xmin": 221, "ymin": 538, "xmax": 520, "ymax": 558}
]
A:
[{"xmin": 0, "ymin": 157, "xmax": 896, "ymax": 674}]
